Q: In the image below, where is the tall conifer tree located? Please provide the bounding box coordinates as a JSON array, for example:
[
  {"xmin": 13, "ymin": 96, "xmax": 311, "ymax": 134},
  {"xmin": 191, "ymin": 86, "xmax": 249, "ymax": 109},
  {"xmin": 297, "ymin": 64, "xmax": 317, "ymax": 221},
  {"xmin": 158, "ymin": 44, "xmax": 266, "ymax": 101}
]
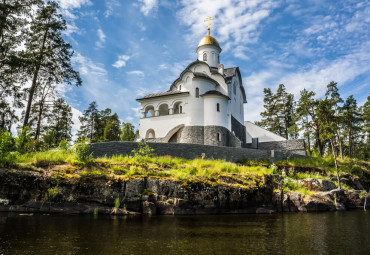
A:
[{"xmin": 22, "ymin": 0, "xmax": 81, "ymax": 129}]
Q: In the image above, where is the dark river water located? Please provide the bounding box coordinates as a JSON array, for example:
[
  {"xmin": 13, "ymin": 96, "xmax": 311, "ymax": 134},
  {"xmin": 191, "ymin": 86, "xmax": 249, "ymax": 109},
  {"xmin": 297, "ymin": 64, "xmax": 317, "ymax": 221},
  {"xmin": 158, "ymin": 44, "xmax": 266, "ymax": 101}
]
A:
[{"xmin": 0, "ymin": 211, "xmax": 369, "ymax": 255}]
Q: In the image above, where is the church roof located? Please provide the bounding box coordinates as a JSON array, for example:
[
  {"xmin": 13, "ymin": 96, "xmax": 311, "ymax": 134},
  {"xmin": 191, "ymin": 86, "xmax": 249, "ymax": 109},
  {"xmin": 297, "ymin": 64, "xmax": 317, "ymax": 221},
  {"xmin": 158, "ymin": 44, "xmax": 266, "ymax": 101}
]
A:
[
  {"xmin": 224, "ymin": 67, "xmax": 238, "ymax": 83},
  {"xmin": 136, "ymin": 90, "xmax": 189, "ymax": 101},
  {"xmin": 197, "ymin": 35, "xmax": 222, "ymax": 52},
  {"xmin": 200, "ymin": 90, "xmax": 230, "ymax": 100},
  {"xmin": 193, "ymin": 72, "xmax": 221, "ymax": 87}
]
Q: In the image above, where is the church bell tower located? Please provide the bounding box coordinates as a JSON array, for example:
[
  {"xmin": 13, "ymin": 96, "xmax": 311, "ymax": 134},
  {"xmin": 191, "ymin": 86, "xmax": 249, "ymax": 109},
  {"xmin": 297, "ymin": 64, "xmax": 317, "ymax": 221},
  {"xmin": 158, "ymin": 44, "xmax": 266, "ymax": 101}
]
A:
[{"xmin": 196, "ymin": 16, "xmax": 222, "ymax": 68}]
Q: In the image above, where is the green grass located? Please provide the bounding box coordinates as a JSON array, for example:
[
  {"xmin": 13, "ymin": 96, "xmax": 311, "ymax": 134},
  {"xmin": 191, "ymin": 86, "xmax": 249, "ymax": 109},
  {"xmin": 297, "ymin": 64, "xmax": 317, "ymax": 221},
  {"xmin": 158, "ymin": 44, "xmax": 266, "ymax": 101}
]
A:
[{"xmin": 2, "ymin": 148, "xmax": 368, "ymax": 195}]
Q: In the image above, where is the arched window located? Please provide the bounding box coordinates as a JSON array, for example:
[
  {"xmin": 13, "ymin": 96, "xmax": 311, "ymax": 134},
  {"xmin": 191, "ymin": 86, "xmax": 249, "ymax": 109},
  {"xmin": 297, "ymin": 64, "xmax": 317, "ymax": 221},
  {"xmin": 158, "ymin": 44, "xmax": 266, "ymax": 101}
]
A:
[
  {"xmin": 195, "ymin": 87, "xmax": 199, "ymax": 98},
  {"xmin": 217, "ymin": 103, "xmax": 220, "ymax": 112},
  {"xmin": 159, "ymin": 104, "xmax": 169, "ymax": 116},
  {"xmin": 217, "ymin": 132, "xmax": 221, "ymax": 141},
  {"xmin": 179, "ymin": 106, "xmax": 182, "ymax": 113},
  {"xmin": 203, "ymin": 53, "xmax": 207, "ymax": 61},
  {"xmin": 146, "ymin": 129, "xmax": 155, "ymax": 139},
  {"xmin": 144, "ymin": 105, "xmax": 155, "ymax": 118},
  {"xmin": 179, "ymin": 85, "xmax": 182, "ymax": 90},
  {"xmin": 174, "ymin": 102, "xmax": 183, "ymax": 114}
]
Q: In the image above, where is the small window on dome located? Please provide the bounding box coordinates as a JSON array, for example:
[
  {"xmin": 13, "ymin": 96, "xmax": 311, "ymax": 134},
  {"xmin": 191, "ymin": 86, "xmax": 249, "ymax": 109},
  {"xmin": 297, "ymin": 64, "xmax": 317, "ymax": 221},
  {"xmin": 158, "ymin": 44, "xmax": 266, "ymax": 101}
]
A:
[
  {"xmin": 217, "ymin": 103, "xmax": 220, "ymax": 112},
  {"xmin": 217, "ymin": 132, "xmax": 221, "ymax": 141},
  {"xmin": 196, "ymin": 88, "xmax": 199, "ymax": 98},
  {"xmin": 203, "ymin": 53, "xmax": 207, "ymax": 61}
]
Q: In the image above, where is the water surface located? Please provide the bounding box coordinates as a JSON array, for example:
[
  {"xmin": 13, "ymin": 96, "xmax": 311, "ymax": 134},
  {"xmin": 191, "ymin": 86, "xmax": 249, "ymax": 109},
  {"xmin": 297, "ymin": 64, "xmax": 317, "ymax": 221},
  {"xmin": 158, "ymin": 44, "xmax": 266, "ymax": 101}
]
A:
[{"xmin": 0, "ymin": 211, "xmax": 368, "ymax": 254}]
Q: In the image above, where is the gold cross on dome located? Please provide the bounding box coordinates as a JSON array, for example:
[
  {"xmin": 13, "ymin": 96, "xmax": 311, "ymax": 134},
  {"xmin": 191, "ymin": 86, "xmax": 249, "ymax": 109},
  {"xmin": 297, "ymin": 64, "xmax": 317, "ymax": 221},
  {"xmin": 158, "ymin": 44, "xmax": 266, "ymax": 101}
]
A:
[{"xmin": 204, "ymin": 16, "xmax": 214, "ymax": 30}]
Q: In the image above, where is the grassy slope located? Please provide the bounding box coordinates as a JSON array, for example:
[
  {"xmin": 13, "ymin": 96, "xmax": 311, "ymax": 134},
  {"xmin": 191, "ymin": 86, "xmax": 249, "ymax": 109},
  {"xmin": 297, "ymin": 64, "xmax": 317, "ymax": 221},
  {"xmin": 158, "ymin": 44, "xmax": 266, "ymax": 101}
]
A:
[{"xmin": 1, "ymin": 149, "xmax": 369, "ymax": 194}]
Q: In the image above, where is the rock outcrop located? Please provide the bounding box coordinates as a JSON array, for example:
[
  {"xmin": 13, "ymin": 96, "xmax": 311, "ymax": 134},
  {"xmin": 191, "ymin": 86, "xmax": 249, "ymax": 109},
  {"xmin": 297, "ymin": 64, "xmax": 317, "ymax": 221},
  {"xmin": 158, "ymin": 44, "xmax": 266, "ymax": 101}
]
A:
[{"xmin": 0, "ymin": 169, "xmax": 368, "ymax": 215}]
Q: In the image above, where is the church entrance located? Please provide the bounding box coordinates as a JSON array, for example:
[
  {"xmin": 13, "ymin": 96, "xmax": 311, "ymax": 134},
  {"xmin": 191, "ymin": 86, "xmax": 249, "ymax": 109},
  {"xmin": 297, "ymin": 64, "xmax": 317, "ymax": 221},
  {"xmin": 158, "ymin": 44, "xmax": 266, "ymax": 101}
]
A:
[{"xmin": 168, "ymin": 131, "xmax": 179, "ymax": 143}]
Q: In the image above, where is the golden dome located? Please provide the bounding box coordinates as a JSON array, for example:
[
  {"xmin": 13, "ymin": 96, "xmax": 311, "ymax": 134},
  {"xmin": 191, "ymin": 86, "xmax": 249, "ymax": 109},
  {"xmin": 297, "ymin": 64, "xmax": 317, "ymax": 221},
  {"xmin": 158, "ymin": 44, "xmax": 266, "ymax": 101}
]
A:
[{"xmin": 197, "ymin": 32, "xmax": 222, "ymax": 52}]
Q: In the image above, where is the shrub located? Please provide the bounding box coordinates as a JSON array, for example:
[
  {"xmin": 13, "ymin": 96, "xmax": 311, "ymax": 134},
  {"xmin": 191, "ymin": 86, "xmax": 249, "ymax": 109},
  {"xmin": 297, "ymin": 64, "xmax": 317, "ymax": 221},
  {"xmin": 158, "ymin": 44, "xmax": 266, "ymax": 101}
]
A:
[
  {"xmin": 58, "ymin": 140, "xmax": 71, "ymax": 150},
  {"xmin": 15, "ymin": 127, "xmax": 34, "ymax": 153},
  {"xmin": 132, "ymin": 140, "xmax": 155, "ymax": 158},
  {"xmin": 74, "ymin": 138, "xmax": 94, "ymax": 164}
]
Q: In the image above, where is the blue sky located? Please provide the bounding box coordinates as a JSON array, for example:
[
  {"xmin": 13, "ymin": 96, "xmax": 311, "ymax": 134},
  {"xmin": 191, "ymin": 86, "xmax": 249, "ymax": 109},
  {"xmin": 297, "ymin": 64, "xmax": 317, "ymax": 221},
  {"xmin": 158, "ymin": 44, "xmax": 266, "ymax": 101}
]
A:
[{"xmin": 57, "ymin": 0, "xmax": 370, "ymax": 134}]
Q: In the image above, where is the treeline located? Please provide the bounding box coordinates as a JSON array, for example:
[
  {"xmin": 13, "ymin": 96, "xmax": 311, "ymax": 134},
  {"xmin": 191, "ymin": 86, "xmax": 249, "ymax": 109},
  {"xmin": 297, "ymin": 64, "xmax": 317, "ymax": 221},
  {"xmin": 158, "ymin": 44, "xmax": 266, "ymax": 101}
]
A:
[
  {"xmin": 76, "ymin": 101, "xmax": 137, "ymax": 143},
  {"xmin": 257, "ymin": 82, "xmax": 370, "ymax": 160}
]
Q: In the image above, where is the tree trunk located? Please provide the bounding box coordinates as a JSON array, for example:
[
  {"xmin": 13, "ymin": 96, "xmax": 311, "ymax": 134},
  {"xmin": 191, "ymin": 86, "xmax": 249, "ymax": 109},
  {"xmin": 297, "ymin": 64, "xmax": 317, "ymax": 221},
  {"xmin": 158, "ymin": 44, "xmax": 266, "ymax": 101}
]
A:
[
  {"xmin": 330, "ymin": 138, "xmax": 341, "ymax": 190},
  {"xmin": 22, "ymin": 26, "xmax": 49, "ymax": 129},
  {"xmin": 348, "ymin": 127, "xmax": 352, "ymax": 157},
  {"xmin": 334, "ymin": 106, "xmax": 343, "ymax": 159},
  {"xmin": 34, "ymin": 101, "xmax": 44, "ymax": 140}
]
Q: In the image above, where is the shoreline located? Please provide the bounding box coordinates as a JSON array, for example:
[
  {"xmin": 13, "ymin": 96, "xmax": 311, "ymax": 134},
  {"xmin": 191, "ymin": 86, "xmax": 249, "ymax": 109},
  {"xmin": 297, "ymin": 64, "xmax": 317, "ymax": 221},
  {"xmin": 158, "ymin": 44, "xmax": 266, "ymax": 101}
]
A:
[{"xmin": 1, "ymin": 168, "xmax": 368, "ymax": 216}]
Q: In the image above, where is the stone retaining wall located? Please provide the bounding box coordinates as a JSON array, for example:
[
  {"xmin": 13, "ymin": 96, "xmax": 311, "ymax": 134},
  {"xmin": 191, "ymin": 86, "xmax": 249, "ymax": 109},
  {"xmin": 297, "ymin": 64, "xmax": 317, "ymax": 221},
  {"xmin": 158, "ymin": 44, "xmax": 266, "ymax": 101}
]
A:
[
  {"xmin": 90, "ymin": 141, "xmax": 306, "ymax": 162},
  {"xmin": 245, "ymin": 139, "xmax": 306, "ymax": 156}
]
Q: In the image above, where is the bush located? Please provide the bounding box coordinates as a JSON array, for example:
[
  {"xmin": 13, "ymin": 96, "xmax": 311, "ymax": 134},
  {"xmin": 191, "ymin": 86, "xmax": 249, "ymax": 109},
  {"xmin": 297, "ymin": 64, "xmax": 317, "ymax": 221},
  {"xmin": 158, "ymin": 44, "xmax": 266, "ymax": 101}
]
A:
[
  {"xmin": 15, "ymin": 127, "xmax": 34, "ymax": 153},
  {"xmin": 132, "ymin": 140, "xmax": 155, "ymax": 158},
  {"xmin": 58, "ymin": 140, "xmax": 71, "ymax": 150},
  {"xmin": 74, "ymin": 138, "xmax": 93, "ymax": 163}
]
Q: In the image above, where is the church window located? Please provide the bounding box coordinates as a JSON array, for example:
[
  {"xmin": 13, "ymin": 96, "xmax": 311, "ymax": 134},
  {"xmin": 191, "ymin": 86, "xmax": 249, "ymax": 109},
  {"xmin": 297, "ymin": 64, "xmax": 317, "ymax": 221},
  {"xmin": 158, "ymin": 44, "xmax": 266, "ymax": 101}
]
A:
[
  {"xmin": 179, "ymin": 85, "xmax": 182, "ymax": 90},
  {"xmin": 146, "ymin": 129, "xmax": 155, "ymax": 139},
  {"xmin": 203, "ymin": 53, "xmax": 207, "ymax": 61},
  {"xmin": 159, "ymin": 104, "xmax": 169, "ymax": 116},
  {"xmin": 217, "ymin": 103, "xmax": 220, "ymax": 112},
  {"xmin": 180, "ymin": 106, "xmax": 183, "ymax": 113},
  {"xmin": 195, "ymin": 88, "xmax": 199, "ymax": 98},
  {"xmin": 217, "ymin": 132, "xmax": 221, "ymax": 141}
]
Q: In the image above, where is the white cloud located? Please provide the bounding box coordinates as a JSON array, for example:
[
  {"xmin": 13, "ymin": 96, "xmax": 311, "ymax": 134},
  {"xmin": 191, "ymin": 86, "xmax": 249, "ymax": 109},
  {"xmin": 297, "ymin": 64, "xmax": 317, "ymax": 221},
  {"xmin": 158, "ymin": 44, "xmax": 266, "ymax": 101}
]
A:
[
  {"xmin": 244, "ymin": 44, "xmax": 370, "ymax": 122},
  {"xmin": 105, "ymin": 0, "xmax": 120, "ymax": 18},
  {"xmin": 112, "ymin": 55, "xmax": 131, "ymax": 68},
  {"xmin": 127, "ymin": 70, "xmax": 145, "ymax": 77},
  {"xmin": 73, "ymin": 53, "xmax": 107, "ymax": 76},
  {"xmin": 177, "ymin": 0, "xmax": 281, "ymax": 57},
  {"xmin": 59, "ymin": 0, "xmax": 92, "ymax": 9},
  {"xmin": 138, "ymin": 0, "xmax": 158, "ymax": 16},
  {"xmin": 95, "ymin": 29, "xmax": 106, "ymax": 48}
]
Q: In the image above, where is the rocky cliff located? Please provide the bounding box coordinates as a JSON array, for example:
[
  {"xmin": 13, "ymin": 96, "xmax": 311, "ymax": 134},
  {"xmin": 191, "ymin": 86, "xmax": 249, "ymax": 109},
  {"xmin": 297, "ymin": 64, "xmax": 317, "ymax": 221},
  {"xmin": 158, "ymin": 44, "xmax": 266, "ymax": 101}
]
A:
[{"xmin": 0, "ymin": 168, "xmax": 368, "ymax": 215}]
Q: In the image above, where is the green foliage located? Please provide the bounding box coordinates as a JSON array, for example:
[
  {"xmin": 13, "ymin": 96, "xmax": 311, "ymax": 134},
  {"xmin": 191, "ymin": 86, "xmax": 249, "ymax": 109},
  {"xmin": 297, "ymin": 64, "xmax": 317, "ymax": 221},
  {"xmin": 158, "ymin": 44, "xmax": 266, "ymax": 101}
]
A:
[
  {"xmin": 0, "ymin": 130, "xmax": 14, "ymax": 156},
  {"xmin": 350, "ymin": 165, "xmax": 363, "ymax": 177},
  {"xmin": 120, "ymin": 122, "xmax": 137, "ymax": 141},
  {"xmin": 74, "ymin": 138, "xmax": 93, "ymax": 164},
  {"xmin": 15, "ymin": 127, "xmax": 34, "ymax": 153},
  {"xmin": 132, "ymin": 140, "xmax": 155, "ymax": 158},
  {"xmin": 142, "ymin": 188, "xmax": 154, "ymax": 196},
  {"xmin": 58, "ymin": 140, "xmax": 71, "ymax": 150},
  {"xmin": 114, "ymin": 198, "xmax": 120, "ymax": 208}
]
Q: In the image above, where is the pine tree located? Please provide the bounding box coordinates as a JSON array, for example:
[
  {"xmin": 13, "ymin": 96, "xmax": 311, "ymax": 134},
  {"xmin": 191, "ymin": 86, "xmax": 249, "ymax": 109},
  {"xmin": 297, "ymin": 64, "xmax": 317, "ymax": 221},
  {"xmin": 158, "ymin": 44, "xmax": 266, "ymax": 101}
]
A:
[
  {"xmin": 317, "ymin": 99, "xmax": 341, "ymax": 189},
  {"xmin": 0, "ymin": 0, "xmax": 41, "ymax": 131},
  {"xmin": 325, "ymin": 81, "xmax": 343, "ymax": 159},
  {"xmin": 295, "ymin": 89, "xmax": 323, "ymax": 156},
  {"xmin": 257, "ymin": 88, "xmax": 280, "ymax": 134},
  {"xmin": 47, "ymin": 98, "xmax": 73, "ymax": 145},
  {"xmin": 103, "ymin": 115, "xmax": 121, "ymax": 142},
  {"xmin": 342, "ymin": 95, "xmax": 362, "ymax": 157},
  {"xmin": 22, "ymin": 0, "xmax": 81, "ymax": 129},
  {"xmin": 77, "ymin": 101, "xmax": 99, "ymax": 142}
]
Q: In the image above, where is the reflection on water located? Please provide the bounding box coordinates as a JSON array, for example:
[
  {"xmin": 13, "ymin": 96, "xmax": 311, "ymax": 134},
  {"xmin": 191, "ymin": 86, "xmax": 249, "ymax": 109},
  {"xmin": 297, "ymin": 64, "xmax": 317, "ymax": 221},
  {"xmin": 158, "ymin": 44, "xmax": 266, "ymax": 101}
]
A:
[{"xmin": 0, "ymin": 211, "xmax": 369, "ymax": 254}]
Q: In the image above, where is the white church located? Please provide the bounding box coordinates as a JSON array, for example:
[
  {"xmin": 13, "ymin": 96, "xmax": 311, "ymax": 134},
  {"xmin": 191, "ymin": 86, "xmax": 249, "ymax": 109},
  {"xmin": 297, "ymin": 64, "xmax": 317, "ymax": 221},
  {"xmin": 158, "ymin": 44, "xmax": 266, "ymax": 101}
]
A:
[{"xmin": 136, "ymin": 19, "xmax": 286, "ymax": 148}]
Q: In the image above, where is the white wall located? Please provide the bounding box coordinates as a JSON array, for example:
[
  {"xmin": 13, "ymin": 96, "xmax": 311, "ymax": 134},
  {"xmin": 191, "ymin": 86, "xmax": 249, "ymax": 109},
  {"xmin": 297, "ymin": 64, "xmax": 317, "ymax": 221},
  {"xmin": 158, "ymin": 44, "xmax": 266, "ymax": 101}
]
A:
[
  {"xmin": 139, "ymin": 113, "xmax": 189, "ymax": 138},
  {"xmin": 203, "ymin": 96, "xmax": 228, "ymax": 128},
  {"xmin": 196, "ymin": 45, "xmax": 220, "ymax": 68}
]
